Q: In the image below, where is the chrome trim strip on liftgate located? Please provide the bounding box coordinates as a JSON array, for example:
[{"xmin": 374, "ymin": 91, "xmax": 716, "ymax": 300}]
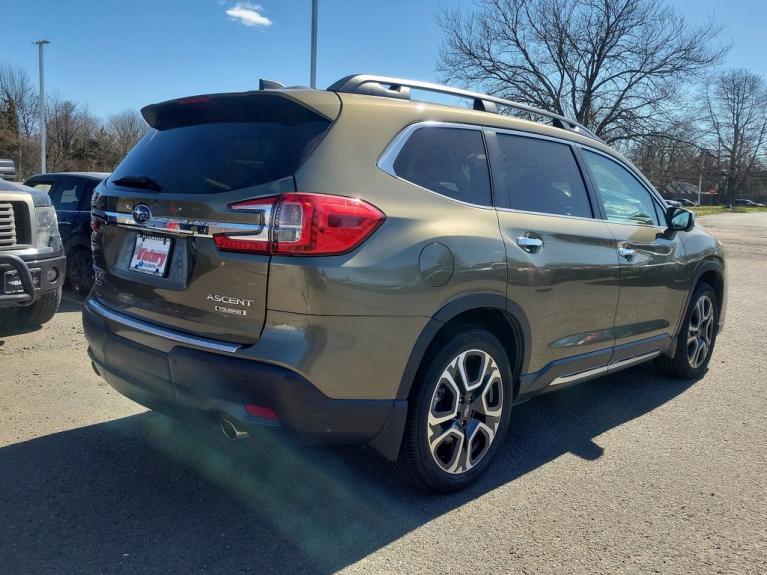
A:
[
  {"xmin": 95, "ymin": 208, "xmax": 271, "ymax": 242},
  {"xmin": 549, "ymin": 349, "xmax": 662, "ymax": 387},
  {"xmin": 86, "ymin": 298, "xmax": 241, "ymax": 354}
]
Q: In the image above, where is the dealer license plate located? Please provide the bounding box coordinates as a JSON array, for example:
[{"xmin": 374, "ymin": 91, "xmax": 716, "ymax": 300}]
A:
[{"xmin": 129, "ymin": 234, "xmax": 172, "ymax": 277}]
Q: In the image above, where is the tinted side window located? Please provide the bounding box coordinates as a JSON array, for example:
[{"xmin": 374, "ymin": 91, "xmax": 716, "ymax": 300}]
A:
[
  {"xmin": 584, "ymin": 151, "xmax": 660, "ymax": 226},
  {"xmin": 493, "ymin": 135, "xmax": 592, "ymax": 218},
  {"xmin": 393, "ymin": 127, "xmax": 492, "ymax": 206},
  {"xmin": 52, "ymin": 179, "xmax": 86, "ymax": 211}
]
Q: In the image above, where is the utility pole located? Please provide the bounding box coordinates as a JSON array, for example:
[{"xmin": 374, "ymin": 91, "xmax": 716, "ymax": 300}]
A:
[
  {"xmin": 33, "ymin": 40, "xmax": 50, "ymax": 174},
  {"xmin": 310, "ymin": 0, "xmax": 318, "ymax": 88}
]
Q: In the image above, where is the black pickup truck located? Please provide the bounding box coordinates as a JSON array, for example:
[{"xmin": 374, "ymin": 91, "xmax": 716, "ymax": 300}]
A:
[{"xmin": 0, "ymin": 179, "xmax": 65, "ymax": 327}]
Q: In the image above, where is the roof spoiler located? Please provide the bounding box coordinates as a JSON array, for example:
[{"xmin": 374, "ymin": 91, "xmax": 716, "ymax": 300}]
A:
[{"xmin": 259, "ymin": 79, "xmax": 286, "ymax": 90}]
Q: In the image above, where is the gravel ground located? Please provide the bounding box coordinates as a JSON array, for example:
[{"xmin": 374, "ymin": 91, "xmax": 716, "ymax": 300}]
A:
[{"xmin": 0, "ymin": 212, "xmax": 765, "ymax": 574}]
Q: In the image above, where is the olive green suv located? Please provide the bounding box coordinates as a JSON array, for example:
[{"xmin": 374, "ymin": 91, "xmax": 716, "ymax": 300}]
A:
[{"xmin": 83, "ymin": 75, "xmax": 727, "ymax": 492}]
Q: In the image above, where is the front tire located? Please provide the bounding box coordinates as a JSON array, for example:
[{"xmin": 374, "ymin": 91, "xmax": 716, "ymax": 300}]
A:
[
  {"xmin": 656, "ymin": 282, "xmax": 718, "ymax": 379},
  {"xmin": 398, "ymin": 329, "xmax": 513, "ymax": 493},
  {"xmin": 16, "ymin": 288, "xmax": 62, "ymax": 327}
]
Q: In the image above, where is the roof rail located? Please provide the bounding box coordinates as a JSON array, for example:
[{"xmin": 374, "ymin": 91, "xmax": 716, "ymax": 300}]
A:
[{"xmin": 327, "ymin": 74, "xmax": 602, "ymax": 142}]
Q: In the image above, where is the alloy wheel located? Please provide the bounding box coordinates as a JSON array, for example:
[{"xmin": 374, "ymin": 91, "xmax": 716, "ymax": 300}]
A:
[
  {"xmin": 687, "ymin": 294, "xmax": 714, "ymax": 369},
  {"xmin": 427, "ymin": 349, "xmax": 504, "ymax": 474}
]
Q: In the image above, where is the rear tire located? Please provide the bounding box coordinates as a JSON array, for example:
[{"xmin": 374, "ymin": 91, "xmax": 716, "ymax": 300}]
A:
[
  {"xmin": 16, "ymin": 288, "xmax": 61, "ymax": 327},
  {"xmin": 656, "ymin": 282, "xmax": 718, "ymax": 379},
  {"xmin": 398, "ymin": 329, "xmax": 513, "ymax": 493}
]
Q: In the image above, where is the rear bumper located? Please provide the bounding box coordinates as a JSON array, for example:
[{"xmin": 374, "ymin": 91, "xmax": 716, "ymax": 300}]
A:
[
  {"xmin": 0, "ymin": 253, "xmax": 65, "ymax": 307},
  {"xmin": 83, "ymin": 298, "xmax": 407, "ymax": 456}
]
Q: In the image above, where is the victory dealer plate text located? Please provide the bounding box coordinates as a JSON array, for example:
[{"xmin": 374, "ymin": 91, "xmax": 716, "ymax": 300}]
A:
[{"xmin": 129, "ymin": 234, "xmax": 173, "ymax": 277}]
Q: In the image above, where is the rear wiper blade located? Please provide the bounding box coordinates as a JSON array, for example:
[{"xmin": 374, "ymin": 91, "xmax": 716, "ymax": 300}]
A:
[{"xmin": 111, "ymin": 175, "xmax": 162, "ymax": 192}]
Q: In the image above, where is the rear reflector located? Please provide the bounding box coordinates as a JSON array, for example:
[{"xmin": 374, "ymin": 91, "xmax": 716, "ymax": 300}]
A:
[
  {"xmin": 214, "ymin": 193, "xmax": 385, "ymax": 256},
  {"xmin": 245, "ymin": 404, "xmax": 280, "ymax": 420}
]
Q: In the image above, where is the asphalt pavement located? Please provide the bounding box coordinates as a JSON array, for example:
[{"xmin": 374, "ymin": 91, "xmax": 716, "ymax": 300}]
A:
[{"xmin": 0, "ymin": 212, "xmax": 765, "ymax": 574}]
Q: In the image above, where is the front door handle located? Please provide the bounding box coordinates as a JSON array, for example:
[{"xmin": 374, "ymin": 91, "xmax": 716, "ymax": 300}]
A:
[
  {"xmin": 516, "ymin": 236, "xmax": 543, "ymax": 253},
  {"xmin": 617, "ymin": 247, "xmax": 636, "ymax": 260}
]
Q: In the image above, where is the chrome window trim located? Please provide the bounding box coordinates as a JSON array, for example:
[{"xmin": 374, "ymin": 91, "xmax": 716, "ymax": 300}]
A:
[
  {"xmin": 488, "ymin": 126, "xmax": 586, "ymax": 146},
  {"xmin": 377, "ymin": 121, "xmax": 496, "ymax": 211},
  {"xmin": 378, "ymin": 121, "xmax": 608, "ymax": 222},
  {"xmin": 86, "ymin": 298, "xmax": 241, "ymax": 354},
  {"xmin": 494, "ymin": 206, "xmax": 603, "ymax": 224}
]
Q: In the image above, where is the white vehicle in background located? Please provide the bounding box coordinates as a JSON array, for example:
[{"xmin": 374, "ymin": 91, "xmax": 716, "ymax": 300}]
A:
[
  {"xmin": 0, "ymin": 159, "xmax": 17, "ymax": 181},
  {"xmin": 0, "ymin": 179, "xmax": 65, "ymax": 327}
]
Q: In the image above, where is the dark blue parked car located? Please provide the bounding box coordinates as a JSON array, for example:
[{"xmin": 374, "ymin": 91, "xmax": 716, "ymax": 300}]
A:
[{"xmin": 24, "ymin": 172, "xmax": 109, "ymax": 294}]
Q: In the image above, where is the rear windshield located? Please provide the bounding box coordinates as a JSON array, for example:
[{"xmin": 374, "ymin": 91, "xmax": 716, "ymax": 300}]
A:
[{"xmin": 107, "ymin": 94, "xmax": 330, "ymax": 195}]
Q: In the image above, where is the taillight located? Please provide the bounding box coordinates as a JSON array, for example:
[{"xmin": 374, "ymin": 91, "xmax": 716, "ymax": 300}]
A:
[
  {"xmin": 214, "ymin": 196, "xmax": 276, "ymax": 253},
  {"xmin": 214, "ymin": 193, "xmax": 385, "ymax": 256}
]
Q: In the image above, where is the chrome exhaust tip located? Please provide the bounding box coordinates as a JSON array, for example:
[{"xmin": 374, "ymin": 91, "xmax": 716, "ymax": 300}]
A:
[{"xmin": 220, "ymin": 418, "xmax": 249, "ymax": 440}]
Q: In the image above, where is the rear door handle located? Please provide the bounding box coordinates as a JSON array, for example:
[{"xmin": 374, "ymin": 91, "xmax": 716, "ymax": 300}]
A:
[
  {"xmin": 516, "ymin": 236, "xmax": 543, "ymax": 253},
  {"xmin": 617, "ymin": 247, "xmax": 636, "ymax": 260}
]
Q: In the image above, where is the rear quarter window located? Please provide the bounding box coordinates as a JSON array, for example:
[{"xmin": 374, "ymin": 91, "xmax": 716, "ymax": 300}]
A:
[{"xmin": 392, "ymin": 127, "xmax": 492, "ymax": 206}]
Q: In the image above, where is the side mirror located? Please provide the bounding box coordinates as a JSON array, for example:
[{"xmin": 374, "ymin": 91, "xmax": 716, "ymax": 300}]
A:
[{"xmin": 667, "ymin": 207, "xmax": 695, "ymax": 231}]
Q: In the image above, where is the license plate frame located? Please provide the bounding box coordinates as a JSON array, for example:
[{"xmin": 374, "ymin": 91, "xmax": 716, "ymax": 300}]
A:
[{"xmin": 129, "ymin": 234, "xmax": 173, "ymax": 278}]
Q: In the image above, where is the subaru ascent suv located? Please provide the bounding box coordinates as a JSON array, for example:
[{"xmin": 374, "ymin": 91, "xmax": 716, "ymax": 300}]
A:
[{"xmin": 83, "ymin": 75, "xmax": 727, "ymax": 492}]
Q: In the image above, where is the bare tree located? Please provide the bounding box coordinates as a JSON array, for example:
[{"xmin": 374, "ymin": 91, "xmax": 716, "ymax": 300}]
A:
[
  {"xmin": 630, "ymin": 119, "xmax": 704, "ymax": 185},
  {"xmin": 0, "ymin": 63, "xmax": 38, "ymax": 177},
  {"xmin": 107, "ymin": 109, "xmax": 148, "ymax": 160},
  {"xmin": 704, "ymin": 69, "xmax": 767, "ymax": 205},
  {"xmin": 1, "ymin": 61, "xmax": 149, "ymax": 176},
  {"xmin": 437, "ymin": 0, "xmax": 726, "ymax": 143},
  {"xmin": 45, "ymin": 96, "xmax": 95, "ymax": 172}
]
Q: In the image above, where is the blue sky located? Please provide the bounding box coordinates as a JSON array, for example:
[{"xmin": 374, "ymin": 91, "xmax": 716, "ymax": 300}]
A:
[{"xmin": 1, "ymin": 0, "xmax": 766, "ymax": 118}]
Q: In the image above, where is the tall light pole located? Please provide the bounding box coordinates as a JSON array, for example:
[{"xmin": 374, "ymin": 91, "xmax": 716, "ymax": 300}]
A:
[
  {"xmin": 310, "ymin": 0, "xmax": 318, "ymax": 88},
  {"xmin": 33, "ymin": 40, "xmax": 50, "ymax": 174}
]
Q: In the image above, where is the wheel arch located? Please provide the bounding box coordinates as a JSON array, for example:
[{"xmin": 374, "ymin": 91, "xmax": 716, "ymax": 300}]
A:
[
  {"xmin": 697, "ymin": 265, "xmax": 725, "ymax": 309},
  {"xmin": 395, "ymin": 294, "xmax": 530, "ymax": 402},
  {"xmin": 368, "ymin": 294, "xmax": 529, "ymax": 461},
  {"xmin": 674, "ymin": 257, "xmax": 726, "ymax": 336}
]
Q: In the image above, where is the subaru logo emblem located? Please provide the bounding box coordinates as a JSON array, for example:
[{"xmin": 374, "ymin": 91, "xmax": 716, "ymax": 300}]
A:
[{"xmin": 132, "ymin": 204, "xmax": 151, "ymax": 225}]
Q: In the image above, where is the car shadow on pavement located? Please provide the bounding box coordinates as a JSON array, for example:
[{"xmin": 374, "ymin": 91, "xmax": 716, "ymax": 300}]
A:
[
  {"xmin": 0, "ymin": 319, "xmax": 41, "ymax": 338},
  {"xmin": 0, "ymin": 365, "xmax": 696, "ymax": 574},
  {"xmin": 58, "ymin": 290, "xmax": 86, "ymax": 313}
]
